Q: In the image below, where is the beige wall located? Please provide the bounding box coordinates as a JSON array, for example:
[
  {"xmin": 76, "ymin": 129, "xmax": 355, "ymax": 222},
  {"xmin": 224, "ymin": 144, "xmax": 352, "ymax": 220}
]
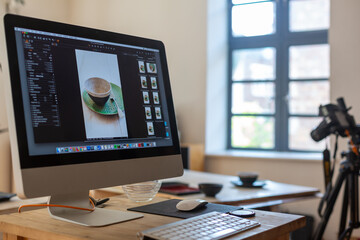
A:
[
  {"xmin": 206, "ymin": 0, "xmax": 360, "ymax": 239},
  {"xmin": 13, "ymin": 0, "xmax": 70, "ymax": 21},
  {"xmin": 0, "ymin": 0, "xmax": 8, "ymax": 131},
  {"xmin": 329, "ymin": 0, "xmax": 360, "ymax": 237},
  {"xmin": 1, "ymin": 0, "xmax": 360, "ymax": 238},
  {"xmin": 68, "ymin": 0, "xmax": 207, "ymax": 144},
  {"xmin": 0, "ymin": 0, "xmax": 71, "ymax": 128},
  {"xmin": 329, "ymin": 0, "xmax": 360, "ymax": 152},
  {"xmin": 0, "ymin": 0, "xmax": 208, "ymax": 144},
  {"xmin": 0, "ymin": 0, "xmax": 71, "ymax": 192},
  {"xmin": 0, "ymin": 0, "xmax": 207, "ymax": 187}
]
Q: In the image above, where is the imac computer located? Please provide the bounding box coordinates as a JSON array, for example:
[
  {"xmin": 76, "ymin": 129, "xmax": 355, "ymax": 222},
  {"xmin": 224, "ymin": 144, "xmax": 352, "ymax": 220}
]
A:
[{"xmin": 3, "ymin": 14, "xmax": 183, "ymax": 226}]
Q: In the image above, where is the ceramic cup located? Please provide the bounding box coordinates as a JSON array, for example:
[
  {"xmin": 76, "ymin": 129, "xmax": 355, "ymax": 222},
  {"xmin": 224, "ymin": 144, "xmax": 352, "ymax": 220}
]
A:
[
  {"xmin": 237, "ymin": 172, "xmax": 258, "ymax": 185},
  {"xmin": 198, "ymin": 183, "xmax": 223, "ymax": 197},
  {"xmin": 84, "ymin": 77, "xmax": 111, "ymax": 106}
]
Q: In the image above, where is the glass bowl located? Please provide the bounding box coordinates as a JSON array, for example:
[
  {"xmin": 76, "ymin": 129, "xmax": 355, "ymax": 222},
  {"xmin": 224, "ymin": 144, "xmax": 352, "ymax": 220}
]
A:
[{"xmin": 122, "ymin": 180, "xmax": 161, "ymax": 202}]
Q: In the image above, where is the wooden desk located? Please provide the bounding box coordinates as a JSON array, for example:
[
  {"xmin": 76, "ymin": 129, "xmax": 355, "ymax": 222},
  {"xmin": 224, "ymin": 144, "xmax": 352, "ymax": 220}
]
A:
[
  {"xmin": 0, "ymin": 196, "xmax": 305, "ymax": 240},
  {"xmin": 168, "ymin": 170, "xmax": 319, "ymax": 206},
  {"xmin": 99, "ymin": 170, "xmax": 319, "ymax": 208},
  {"xmin": 0, "ymin": 196, "xmax": 47, "ymax": 215}
]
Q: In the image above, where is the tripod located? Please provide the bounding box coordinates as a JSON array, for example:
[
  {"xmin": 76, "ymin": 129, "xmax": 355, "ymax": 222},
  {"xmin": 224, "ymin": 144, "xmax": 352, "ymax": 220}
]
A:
[{"xmin": 313, "ymin": 149, "xmax": 360, "ymax": 240}]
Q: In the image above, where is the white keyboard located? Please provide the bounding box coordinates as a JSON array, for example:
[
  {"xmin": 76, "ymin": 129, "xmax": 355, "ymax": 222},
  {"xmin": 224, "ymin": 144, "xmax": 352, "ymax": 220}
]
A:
[{"xmin": 137, "ymin": 211, "xmax": 260, "ymax": 240}]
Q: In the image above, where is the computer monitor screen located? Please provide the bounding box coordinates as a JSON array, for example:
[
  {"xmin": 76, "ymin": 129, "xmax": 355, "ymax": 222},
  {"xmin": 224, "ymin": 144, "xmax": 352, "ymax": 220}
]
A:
[{"xmin": 4, "ymin": 14, "xmax": 183, "ymax": 226}]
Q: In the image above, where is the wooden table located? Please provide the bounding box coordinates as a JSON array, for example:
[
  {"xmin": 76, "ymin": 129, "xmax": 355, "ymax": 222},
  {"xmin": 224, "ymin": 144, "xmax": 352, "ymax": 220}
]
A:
[
  {"xmin": 99, "ymin": 170, "xmax": 320, "ymax": 208},
  {"xmin": 0, "ymin": 196, "xmax": 47, "ymax": 215},
  {"xmin": 0, "ymin": 195, "xmax": 305, "ymax": 240}
]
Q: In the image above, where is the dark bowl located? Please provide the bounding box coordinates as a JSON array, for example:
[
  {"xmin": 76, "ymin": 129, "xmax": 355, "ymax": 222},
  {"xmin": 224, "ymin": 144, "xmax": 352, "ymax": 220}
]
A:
[
  {"xmin": 88, "ymin": 94, "xmax": 110, "ymax": 106},
  {"xmin": 237, "ymin": 172, "xmax": 258, "ymax": 185},
  {"xmin": 85, "ymin": 77, "xmax": 111, "ymax": 106},
  {"xmin": 198, "ymin": 183, "xmax": 223, "ymax": 197}
]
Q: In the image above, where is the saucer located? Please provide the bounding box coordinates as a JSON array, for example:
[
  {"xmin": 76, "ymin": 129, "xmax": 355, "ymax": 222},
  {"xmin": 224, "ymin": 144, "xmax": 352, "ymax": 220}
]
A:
[
  {"xmin": 83, "ymin": 83, "xmax": 124, "ymax": 115},
  {"xmin": 231, "ymin": 180, "xmax": 266, "ymax": 188}
]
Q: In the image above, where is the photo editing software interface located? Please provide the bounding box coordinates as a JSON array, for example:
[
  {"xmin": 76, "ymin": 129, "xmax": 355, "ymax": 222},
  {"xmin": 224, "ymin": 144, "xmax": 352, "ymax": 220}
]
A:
[{"xmin": 14, "ymin": 27, "xmax": 174, "ymax": 156}]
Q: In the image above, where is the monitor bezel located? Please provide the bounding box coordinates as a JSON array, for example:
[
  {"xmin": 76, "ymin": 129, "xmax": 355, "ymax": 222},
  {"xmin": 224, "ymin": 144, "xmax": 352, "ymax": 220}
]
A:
[{"xmin": 4, "ymin": 14, "xmax": 181, "ymax": 170}]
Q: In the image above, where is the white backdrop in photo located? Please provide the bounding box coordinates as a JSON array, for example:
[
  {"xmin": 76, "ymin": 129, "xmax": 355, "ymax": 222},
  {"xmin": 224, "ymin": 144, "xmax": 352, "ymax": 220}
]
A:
[{"xmin": 75, "ymin": 49, "xmax": 128, "ymax": 139}]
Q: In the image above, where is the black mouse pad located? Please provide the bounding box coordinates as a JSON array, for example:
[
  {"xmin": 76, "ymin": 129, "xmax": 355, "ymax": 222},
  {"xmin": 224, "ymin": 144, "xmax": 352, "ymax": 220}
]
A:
[{"xmin": 127, "ymin": 199, "xmax": 243, "ymax": 219}]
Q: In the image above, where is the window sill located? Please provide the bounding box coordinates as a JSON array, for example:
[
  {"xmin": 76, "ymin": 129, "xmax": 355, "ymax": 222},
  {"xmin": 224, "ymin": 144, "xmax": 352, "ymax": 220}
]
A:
[{"xmin": 206, "ymin": 149, "xmax": 322, "ymax": 162}]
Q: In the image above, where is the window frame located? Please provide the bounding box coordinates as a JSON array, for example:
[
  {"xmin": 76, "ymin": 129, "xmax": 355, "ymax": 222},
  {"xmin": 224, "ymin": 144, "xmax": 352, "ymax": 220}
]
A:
[{"xmin": 227, "ymin": 0, "xmax": 329, "ymax": 152}]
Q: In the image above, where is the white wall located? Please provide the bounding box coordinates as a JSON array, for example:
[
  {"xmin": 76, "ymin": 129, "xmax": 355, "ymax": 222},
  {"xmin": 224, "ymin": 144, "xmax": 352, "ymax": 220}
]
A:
[{"xmin": 206, "ymin": 0, "xmax": 228, "ymax": 152}]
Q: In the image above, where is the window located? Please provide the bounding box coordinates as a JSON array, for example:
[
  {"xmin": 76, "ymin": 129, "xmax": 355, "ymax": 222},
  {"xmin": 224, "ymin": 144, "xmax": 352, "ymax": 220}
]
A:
[{"xmin": 228, "ymin": 0, "xmax": 330, "ymax": 152}]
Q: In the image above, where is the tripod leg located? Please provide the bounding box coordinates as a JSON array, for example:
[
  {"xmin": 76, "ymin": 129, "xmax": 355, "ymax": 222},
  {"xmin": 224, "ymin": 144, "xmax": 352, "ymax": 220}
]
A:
[
  {"xmin": 339, "ymin": 166, "xmax": 359, "ymax": 240},
  {"xmin": 339, "ymin": 180, "xmax": 349, "ymax": 236},
  {"xmin": 349, "ymin": 168, "xmax": 359, "ymax": 227},
  {"xmin": 313, "ymin": 168, "xmax": 348, "ymax": 240},
  {"xmin": 339, "ymin": 228, "xmax": 353, "ymax": 240}
]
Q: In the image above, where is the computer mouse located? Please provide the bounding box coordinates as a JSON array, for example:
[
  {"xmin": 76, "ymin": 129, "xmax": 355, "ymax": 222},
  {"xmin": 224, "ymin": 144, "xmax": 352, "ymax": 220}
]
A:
[{"xmin": 176, "ymin": 199, "xmax": 208, "ymax": 211}]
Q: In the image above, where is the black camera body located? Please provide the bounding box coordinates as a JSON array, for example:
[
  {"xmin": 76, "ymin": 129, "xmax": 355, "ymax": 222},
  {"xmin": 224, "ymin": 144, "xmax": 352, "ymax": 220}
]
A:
[{"xmin": 310, "ymin": 98, "xmax": 359, "ymax": 143}]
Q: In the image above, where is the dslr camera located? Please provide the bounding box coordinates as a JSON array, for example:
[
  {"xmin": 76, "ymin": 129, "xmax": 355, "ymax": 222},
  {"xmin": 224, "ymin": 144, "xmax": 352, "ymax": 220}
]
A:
[{"xmin": 310, "ymin": 97, "xmax": 359, "ymax": 142}]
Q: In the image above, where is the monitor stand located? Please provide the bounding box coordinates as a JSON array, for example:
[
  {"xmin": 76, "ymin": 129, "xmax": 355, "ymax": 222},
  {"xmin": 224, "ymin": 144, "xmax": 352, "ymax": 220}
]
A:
[{"xmin": 47, "ymin": 190, "xmax": 143, "ymax": 226}]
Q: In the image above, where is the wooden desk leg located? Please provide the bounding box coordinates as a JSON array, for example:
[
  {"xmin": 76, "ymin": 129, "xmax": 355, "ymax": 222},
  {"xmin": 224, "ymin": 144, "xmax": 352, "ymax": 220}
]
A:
[
  {"xmin": 274, "ymin": 233, "xmax": 290, "ymax": 240},
  {"xmin": 3, "ymin": 233, "xmax": 26, "ymax": 240}
]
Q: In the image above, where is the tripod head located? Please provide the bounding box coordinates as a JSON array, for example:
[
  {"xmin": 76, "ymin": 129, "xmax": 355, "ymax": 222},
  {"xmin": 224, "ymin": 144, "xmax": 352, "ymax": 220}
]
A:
[{"xmin": 311, "ymin": 97, "xmax": 360, "ymax": 155}]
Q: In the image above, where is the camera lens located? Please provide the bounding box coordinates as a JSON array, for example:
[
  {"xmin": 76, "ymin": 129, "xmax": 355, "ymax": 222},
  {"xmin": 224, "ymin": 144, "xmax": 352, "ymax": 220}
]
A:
[{"xmin": 311, "ymin": 119, "xmax": 331, "ymax": 142}]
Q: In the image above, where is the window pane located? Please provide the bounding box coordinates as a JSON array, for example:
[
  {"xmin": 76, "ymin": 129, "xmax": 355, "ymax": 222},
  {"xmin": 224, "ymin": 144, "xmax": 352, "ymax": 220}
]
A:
[
  {"xmin": 289, "ymin": 81, "xmax": 329, "ymax": 115},
  {"xmin": 232, "ymin": 116, "xmax": 274, "ymax": 149},
  {"xmin": 233, "ymin": 0, "xmax": 271, "ymax": 4},
  {"xmin": 289, "ymin": 44, "xmax": 329, "ymax": 79},
  {"xmin": 289, "ymin": 117, "xmax": 326, "ymax": 151},
  {"xmin": 290, "ymin": 0, "xmax": 330, "ymax": 32},
  {"xmin": 232, "ymin": 48, "xmax": 276, "ymax": 81},
  {"xmin": 232, "ymin": 82, "xmax": 275, "ymax": 114},
  {"xmin": 232, "ymin": 2, "xmax": 275, "ymax": 37}
]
